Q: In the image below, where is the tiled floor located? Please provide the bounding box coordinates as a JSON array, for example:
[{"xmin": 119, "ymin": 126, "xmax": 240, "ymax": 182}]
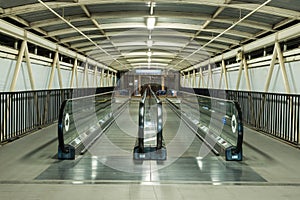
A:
[
  {"xmin": 0, "ymin": 184, "xmax": 300, "ymax": 200},
  {"xmin": 36, "ymin": 156, "xmax": 266, "ymax": 182},
  {"xmin": 0, "ymin": 102, "xmax": 300, "ymax": 199}
]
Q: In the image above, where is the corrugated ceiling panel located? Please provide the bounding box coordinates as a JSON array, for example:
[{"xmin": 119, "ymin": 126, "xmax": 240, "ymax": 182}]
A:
[
  {"xmin": 18, "ymin": 10, "xmax": 57, "ymax": 22},
  {"xmin": 156, "ymin": 3, "xmax": 218, "ymax": 14},
  {"xmin": 86, "ymin": 3, "xmax": 148, "ymax": 13}
]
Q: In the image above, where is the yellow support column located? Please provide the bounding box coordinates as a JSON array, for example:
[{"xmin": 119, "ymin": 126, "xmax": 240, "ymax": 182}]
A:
[
  {"xmin": 70, "ymin": 58, "xmax": 78, "ymax": 88},
  {"xmin": 100, "ymin": 68, "xmax": 104, "ymax": 87},
  {"xmin": 264, "ymin": 45, "xmax": 277, "ymax": 92},
  {"xmin": 161, "ymin": 75, "xmax": 165, "ymax": 90},
  {"xmin": 56, "ymin": 56, "xmax": 63, "ymax": 89},
  {"xmin": 243, "ymin": 56, "xmax": 251, "ymax": 91},
  {"xmin": 207, "ymin": 64, "xmax": 213, "ymax": 88},
  {"xmin": 48, "ymin": 51, "xmax": 59, "ymax": 89},
  {"xmin": 222, "ymin": 60, "xmax": 228, "ymax": 90},
  {"xmin": 236, "ymin": 51, "xmax": 251, "ymax": 91},
  {"xmin": 187, "ymin": 71, "xmax": 190, "ymax": 87},
  {"xmin": 192, "ymin": 70, "xmax": 196, "ymax": 88},
  {"xmin": 276, "ymin": 42, "xmax": 291, "ymax": 93},
  {"xmin": 114, "ymin": 73, "xmax": 117, "ymax": 86},
  {"xmin": 10, "ymin": 40, "xmax": 26, "ymax": 91},
  {"xmin": 24, "ymin": 42, "xmax": 35, "ymax": 90}
]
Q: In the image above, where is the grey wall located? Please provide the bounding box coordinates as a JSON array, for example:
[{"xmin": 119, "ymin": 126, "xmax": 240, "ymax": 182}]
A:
[
  {"xmin": 0, "ymin": 57, "xmax": 72, "ymax": 91},
  {"xmin": 0, "ymin": 57, "xmax": 108, "ymax": 92}
]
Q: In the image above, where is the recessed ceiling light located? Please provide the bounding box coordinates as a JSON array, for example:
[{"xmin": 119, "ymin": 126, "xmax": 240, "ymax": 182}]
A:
[
  {"xmin": 147, "ymin": 50, "xmax": 152, "ymax": 57},
  {"xmin": 147, "ymin": 17, "xmax": 156, "ymax": 30},
  {"xmin": 147, "ymin": 40, "xmax": 153, "ymax": 47}
]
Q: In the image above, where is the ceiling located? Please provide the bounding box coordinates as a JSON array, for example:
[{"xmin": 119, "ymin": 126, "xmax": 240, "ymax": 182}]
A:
[{"xmin": 0, "ymin": 0, "xmax": 300, "ymax": 72}]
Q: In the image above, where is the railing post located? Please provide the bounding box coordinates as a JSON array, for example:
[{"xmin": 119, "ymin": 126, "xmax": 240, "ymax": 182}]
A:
[
  {"xmin": 1, "ymin": 94, "xmax": 11, "ymax": 142},
  {"xmin": 298, "ymin": 96, "xmax": 300, "ymax": 145}
]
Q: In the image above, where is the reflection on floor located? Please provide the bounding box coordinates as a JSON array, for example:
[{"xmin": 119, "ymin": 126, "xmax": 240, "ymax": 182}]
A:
[{"xmin": 36, "ymin": 155, "xmax": 266, "ymax": 183}]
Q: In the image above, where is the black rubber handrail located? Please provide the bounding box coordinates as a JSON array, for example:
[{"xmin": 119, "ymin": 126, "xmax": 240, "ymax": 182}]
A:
[
  {"xmin": 232, "ymin": 101, "xmax": 243, "ymax": 154},
  {"xmin": 170, "ymin": 90, "xmax": 243, "ymax": 155},
  {"xmin": 58, "ymin": 100, "xmax": 68, "ymax": 153},
  {"xmin": 149, "ymin": 87, "xmax": 161, "ymax": 104},
  {"xmin": 57, "ymin": 91, "xmax": 114, "ymax": 153},
  {"xmin": 137, "ymin": 87, "xmax": 164, "ymax": 152},
  {"xmin": 138, "ymin": 88, "xmax": 147, "ymax": 153},
  {"xmin": 149, "ymin": 87, "xmax": 163, "ymax": 149}
]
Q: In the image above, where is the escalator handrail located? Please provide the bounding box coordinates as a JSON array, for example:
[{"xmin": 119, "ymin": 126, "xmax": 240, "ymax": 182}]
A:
[
  {"xmin": 58, "ymin": 99, "xmax": 68, "ymax": 153},
  {"xmin": 137, "ymin": 87, "xmax": 164, "ymax": 151},
  {"xmin": 233, "ymin": 101, "xmax": 243, "ymax": 154},
  {"xmin": 148, "ymin": 87, "xmax": 163, "ymax": 149},
  {"xmin": 141, "ymin": 87, "xmax": 147, "ymax": 103},
  {"xmin": 57, "ymin": 91, "xmax": 115, "ymax": 153},
  {"xmin": 149, "ymin": 87, "xmax": 161, "ymax": 104},
  {"xmin": 138, "ymin": 88, "xmax": 148, "ymax": 152},
  {"xmin": 177, "ymin": 90, "xmax": 243, "ymax": 155}
]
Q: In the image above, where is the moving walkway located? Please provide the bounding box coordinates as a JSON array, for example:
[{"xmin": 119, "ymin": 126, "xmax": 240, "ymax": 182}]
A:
[{"xmin": 57, "ymin": 88, "xmax": 243, "ymax": 161}]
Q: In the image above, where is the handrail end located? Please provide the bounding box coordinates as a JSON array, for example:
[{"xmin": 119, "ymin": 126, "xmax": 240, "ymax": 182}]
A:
[
  {"xmin": 225, "ymin": 146, "xmax": 242, "ymax": 161},
  {"xmin": 57, "ymin": 100, "xmax": 68, "ymax": 153},
  {"xmin": 58, "ymin": 144, "xmax": 75, "ymax": 160}
]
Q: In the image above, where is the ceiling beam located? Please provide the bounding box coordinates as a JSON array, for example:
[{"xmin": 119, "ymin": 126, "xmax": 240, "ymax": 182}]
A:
[
  {"xmin": 3, "ymin": 1, "xmax": 300, "ymax": 20},
  {"xmin": 46, "ymin": 23, "xmax": 255, "ymax": 38},
  {"xmin": 30, "ymin": 16, "xmax": 90, "ymax": 28},
  {"xmin": 62, "ymin": 32, "xmax": 240, "ymax": 46},
  {"xmin": 195, "ymin": 36, "xmax": 240, "ymax": 45},
  {"xmin": 47, "ymin": 26, "xmax": 98, "ymax": 37},
  {"xmin": 29, "ymin": 11, "xmax": 273, "ymax": 32},
  {"xmin": 79, "ymin": 4, "xmax": 125, "ymax": 65},
  {"xmin": 65, "ymin": 32, "xmax": 193, "ymax": 44},
  {"xmin": 79, "ymin": 41, "xmax": 222, "ymax": 54},
  {"xmin": 182, "ymin": 21, "xmax": 300, "ymax": 72},
  {"xmin": 0, "ymin": 19, "xmax": 116, "ymax": 72},
  {"xmin": 226, "ymin": 3, "xmax": 300, "ymax": 19},
  {"xmin": 60, "ymin": 35, "xmax": 106, "ymax": 43},
  {"xmin": 127, "ymin": 58, "xmax": 173, "ymax": 63},
  {"xmin": 8, "ymin": 15, "xmax": 48, "ymax": 36}
]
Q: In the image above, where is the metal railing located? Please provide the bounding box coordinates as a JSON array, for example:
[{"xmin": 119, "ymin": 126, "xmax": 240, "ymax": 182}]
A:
[
  {"xmin": 227, "ymin": 91, "xmax": 300, "ymax": 145},
  {"xmin": 0, "ymin": 87, "xmax": 113, "ymax": 144},
  {"xmin": 182, "ymin": 87, "xmax": 300, "ymax": 146}
]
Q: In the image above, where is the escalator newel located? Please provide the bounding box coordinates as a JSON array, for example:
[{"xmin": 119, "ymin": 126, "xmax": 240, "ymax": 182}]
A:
[{"xmin": 133, "ymin": 86, "xmax": 167, "ymax": 160}]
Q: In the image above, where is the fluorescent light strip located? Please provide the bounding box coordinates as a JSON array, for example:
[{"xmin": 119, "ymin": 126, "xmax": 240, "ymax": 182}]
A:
[
  {"xmin": 147, "ymin": 17, "xmax": 156, "ymax": 30},
  {"xmin": 147, "ymin": 40, "xmax": 153, "ymax": 47},
  {"xmin": 37, "ymin": 0, "xmax": 123, "ymax": 69},
  {"xmin": 147, "ymin": 50, "xmax": 152, "ymax": 57}
]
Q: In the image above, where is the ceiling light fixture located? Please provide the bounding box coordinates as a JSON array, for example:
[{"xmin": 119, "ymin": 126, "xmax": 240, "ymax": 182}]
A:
[
  {"xmin": 147, "ymin": 40, "xmax": 153, "ymax": 47},
  {"xmin": 147, "ymin": 17, "xmax": 156, "ymax": 30},
  {"xmin": 147, "ymin": 49, "xmax": 152, "ymax": 57}
]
